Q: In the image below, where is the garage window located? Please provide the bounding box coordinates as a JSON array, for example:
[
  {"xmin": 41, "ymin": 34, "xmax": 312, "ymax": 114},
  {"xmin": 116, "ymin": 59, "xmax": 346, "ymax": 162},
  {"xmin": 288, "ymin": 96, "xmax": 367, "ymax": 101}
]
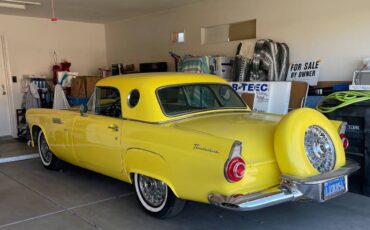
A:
[
  {"xmin": 201, "ymin": 19, "xmax": 256, "ymax": 44},
  {"xmin": 171, "ymin": 31, "xmax": 185, "ymax": 43}
]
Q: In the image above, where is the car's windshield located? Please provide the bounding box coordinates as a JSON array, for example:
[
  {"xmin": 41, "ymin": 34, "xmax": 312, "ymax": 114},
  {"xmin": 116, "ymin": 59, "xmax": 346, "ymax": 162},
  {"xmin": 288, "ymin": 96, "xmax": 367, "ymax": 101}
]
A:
[{"xmin": 157, "ymin": 84, "xmax": 246, "ymax": 116}]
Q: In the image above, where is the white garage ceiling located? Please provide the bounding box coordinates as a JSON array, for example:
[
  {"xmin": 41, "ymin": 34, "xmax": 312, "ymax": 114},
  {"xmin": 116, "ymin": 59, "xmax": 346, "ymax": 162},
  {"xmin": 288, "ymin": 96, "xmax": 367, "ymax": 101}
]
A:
[{"xmin": 0, "ymin": 0, "xmax": 202, "ymax": 23}]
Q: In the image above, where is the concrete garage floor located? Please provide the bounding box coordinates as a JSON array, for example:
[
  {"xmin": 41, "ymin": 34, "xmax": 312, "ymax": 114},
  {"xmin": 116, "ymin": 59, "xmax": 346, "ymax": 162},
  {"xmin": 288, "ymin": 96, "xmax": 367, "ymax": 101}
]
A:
[
  {"xmin": 0, "ymin": 137, "xmax": 36, "ymax": 158},
  {"xmin": 0, "ymin": 142, "xmax": 370, "ymax": 229}
]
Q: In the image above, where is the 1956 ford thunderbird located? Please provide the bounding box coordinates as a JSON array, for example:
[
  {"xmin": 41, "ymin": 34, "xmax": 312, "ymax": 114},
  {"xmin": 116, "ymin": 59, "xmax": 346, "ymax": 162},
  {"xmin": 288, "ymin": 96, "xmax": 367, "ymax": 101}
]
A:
[{"xmin": 26, "ymin": 73, "xmax": 359, "ymax": 218}]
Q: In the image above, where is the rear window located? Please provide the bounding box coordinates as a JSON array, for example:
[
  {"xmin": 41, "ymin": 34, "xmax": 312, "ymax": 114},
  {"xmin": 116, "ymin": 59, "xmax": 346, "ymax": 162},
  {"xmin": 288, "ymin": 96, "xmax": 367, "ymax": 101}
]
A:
[{"xmin": 157, "ymin": 84, "xmax": 246, "ymax": 116}]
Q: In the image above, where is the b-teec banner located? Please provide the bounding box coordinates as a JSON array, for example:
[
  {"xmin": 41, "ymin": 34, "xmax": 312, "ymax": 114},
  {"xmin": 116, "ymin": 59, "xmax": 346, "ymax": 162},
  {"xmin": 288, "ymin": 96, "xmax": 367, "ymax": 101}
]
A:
[
  {"xmin": 229, "ymin": 82, "xmax": 291, "ymax": 115},
  {"xmin": 287, "ymin": 60, "xmax": 321, "ymax": 86}
]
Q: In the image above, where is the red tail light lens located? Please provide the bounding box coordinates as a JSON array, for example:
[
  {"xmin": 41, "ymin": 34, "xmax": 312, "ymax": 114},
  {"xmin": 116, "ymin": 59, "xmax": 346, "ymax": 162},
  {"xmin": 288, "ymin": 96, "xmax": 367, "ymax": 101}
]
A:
[
  {"xmin": 225, "ymin": 157, "xmax": 245, "ymax": 182},
  {"xmin": 338, "ymin": 122, "xmax": 349, "ymax": 150},
  {"xmin": 340, "ymin": 133, "xmax": 349, "ymax": 150}
]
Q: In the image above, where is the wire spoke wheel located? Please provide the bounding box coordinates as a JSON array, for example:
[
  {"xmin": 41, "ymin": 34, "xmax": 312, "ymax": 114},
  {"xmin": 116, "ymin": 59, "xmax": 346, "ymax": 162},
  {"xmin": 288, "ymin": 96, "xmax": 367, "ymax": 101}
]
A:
[
  {"xmin": 133, "ymin": 173, "xmax": 186, "ymax": 218},
  {"xmin": 39, "ymin": 134, "xmax": 52, "ymax": 164},
  {"xmin": 138, "ymin": 174, "xmax": 168, "ymax": 208},
  {"xmin": 37, "ymin": 130, "xmax": 62, "ymax": 170},
  {"xmin": 304, "ymin": 125, "xmax": 335, "ymax": 173}
]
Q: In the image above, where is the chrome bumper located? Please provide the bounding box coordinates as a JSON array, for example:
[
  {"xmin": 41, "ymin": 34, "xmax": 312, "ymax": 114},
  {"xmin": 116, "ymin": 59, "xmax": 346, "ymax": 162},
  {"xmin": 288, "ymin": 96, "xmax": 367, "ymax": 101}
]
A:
[{"xmin": 208, "ymin": 162, "xmax": 360, "ymax": 211}]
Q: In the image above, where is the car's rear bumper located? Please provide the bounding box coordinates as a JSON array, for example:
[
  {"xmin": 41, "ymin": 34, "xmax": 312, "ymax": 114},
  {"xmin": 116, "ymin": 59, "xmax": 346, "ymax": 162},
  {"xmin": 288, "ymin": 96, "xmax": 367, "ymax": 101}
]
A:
[{"xmin": 208, "ymin": 161, "xmax": 360, "ymax": 211}]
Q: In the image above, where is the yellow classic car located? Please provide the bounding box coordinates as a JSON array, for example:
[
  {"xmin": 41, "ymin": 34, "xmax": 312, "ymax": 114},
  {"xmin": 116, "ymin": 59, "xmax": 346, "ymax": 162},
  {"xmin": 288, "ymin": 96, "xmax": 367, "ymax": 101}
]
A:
[{"xmin": 26, "ymin": 73, "xmax": 358, "ymax": 218}]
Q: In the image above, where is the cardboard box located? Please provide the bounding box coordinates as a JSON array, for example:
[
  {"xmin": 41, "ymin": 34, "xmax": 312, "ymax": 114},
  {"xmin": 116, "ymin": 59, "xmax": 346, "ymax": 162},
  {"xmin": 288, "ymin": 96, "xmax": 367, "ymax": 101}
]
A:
[
  {"xmin": 289, "ymin": 81, "xmax": 309, "ymax": 109},
  {"xmin": 233, "ymin": 81, "xmax": 310, "ymax": 114},
  {"xmin": 85, "ymin": 76, "xmax": 102, "ymax": 97},
  {"xmin": 230, "ymin": 82, "xmax": 292, "ymax": 114},
  {"xmin": 70, "ymin": 77, "xmax": 86, "ymax": 97},
  {"xmin": 241, "ymin": 93, "xmax": 254, "ymax": 109},
  {"xmin": 70, "ymin": 76, "xmax": 102, "ymax": 98}
]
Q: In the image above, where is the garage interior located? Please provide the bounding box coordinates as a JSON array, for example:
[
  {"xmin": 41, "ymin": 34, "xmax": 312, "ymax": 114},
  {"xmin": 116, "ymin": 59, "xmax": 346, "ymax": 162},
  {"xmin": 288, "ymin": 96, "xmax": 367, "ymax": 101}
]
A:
[{"xmin": 1, "ymin": 0, "xmax": 370, "ymax": 229}]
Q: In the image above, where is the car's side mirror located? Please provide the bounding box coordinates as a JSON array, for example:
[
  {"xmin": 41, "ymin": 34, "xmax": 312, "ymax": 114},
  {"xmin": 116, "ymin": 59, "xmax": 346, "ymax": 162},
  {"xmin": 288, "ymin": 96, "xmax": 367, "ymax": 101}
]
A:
[{"xmin": 80, "ymin": 104, "xmax": 88, "ymax": 116}]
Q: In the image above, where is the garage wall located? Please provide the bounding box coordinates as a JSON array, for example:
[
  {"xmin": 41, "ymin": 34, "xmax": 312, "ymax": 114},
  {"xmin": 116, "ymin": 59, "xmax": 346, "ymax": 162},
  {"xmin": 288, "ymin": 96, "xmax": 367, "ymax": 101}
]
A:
[
  {"xmin": 105, "ymin": 0, "xmax": 370, "ymax": 81},
  {"xmin": 0, "ymin": 14, "xmax": 107, "ymax": 112}
]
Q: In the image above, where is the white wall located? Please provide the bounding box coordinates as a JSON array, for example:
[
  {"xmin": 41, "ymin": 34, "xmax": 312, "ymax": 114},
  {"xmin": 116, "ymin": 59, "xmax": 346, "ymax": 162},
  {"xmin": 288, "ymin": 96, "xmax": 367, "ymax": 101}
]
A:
[
  {"xmin": 0, "ymin": 14, "xmax": 107, "ymax": 112},
  {"xmin": 105, "ymin": 0, "xmax": 370, "ymax": 81}
]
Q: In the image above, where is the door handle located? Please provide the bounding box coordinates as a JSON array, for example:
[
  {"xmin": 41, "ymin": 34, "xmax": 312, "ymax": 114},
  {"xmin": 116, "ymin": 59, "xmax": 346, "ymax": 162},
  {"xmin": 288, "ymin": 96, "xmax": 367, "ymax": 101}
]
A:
[
  {"xmin": 108, "ymin": 124, "xmax": 119, "ymax": 132},
  {"xmin": 1, "ymin": 84, "xmax": 6, "ymax": 96},
  {"xmin": 52, "ymin": 117, "xmax": 63, "ymax": 124}
]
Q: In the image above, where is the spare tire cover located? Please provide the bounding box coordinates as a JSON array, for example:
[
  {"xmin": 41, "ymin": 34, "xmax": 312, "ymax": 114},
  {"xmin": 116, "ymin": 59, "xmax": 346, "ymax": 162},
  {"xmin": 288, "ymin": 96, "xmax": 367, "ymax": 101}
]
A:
[{"xmin": 274, "ymin": 108, "xmax": 346, "ymax": 178}]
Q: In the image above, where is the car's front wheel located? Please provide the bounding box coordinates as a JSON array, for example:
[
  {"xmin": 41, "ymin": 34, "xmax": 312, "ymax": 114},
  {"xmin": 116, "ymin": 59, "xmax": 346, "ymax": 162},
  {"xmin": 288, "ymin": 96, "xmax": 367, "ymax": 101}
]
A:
[
  {"xmin": 133, "ymin": 173, "xmax": 185, "ymax": 219},
  {"xmin": 38, "ymin": 130, "xmax": 63, "ymax": 170}
]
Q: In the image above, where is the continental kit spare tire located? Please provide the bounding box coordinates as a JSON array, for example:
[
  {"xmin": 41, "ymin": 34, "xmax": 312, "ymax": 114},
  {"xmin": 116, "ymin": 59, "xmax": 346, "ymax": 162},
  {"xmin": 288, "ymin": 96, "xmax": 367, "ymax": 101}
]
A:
[{"xmin": 274, "ymin": 108, "xmax": 346, "ymax": 178}]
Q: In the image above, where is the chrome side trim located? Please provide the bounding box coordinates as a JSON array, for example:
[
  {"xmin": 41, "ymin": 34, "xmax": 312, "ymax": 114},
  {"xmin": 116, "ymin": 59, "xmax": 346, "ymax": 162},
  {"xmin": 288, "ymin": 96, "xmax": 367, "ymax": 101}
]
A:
[
  {"xmin": 126, "ymin": 147, "xmax": 166, "ymax": 161},
  {"xmin": 122, "ymin": 110, "xmax": 250, "ymax": 125}
]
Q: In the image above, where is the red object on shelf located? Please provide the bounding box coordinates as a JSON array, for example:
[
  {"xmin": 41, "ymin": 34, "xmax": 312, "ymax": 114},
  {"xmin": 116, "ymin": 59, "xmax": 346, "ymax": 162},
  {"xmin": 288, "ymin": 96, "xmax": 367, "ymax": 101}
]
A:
[
  {"xmin": 52, "ymin": 61, "xmax": 71, "ymax": 85},
  {"xmin": 52, "ymin": 64, "xmax": 61, "ymax": 85},
  {"xmin": 61, "ymin": 61, "xmax": 71, "ymax": 71}
]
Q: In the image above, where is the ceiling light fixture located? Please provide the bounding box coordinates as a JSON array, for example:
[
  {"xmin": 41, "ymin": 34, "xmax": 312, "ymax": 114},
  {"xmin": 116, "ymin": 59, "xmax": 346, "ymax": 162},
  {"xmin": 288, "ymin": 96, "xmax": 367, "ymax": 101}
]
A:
[
  {"xmin": 2, "ymin": 0, "xmax": 40, "ymax": 5},
  {"xmin": 0, "ymin": 0, "xmax": 40, "ymax": 10},
  {"xmin": 0, "ymin": 2, "xmax": 26, "ymax": 9},
  {"xmin": 50, "ymin": 0, "xmax": 57, "ymax": 22}
]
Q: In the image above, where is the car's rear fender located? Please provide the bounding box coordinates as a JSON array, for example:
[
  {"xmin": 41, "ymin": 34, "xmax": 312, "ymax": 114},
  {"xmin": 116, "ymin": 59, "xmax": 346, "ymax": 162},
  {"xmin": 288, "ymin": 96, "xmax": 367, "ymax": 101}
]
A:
[
  {"xmin": 122, "ymin": 119, "xmax": 280, "ymax": 203},
  {"xmin": 124, "ymin": 148, "xmax": 180, "ymax": 197},
  {"xmin": 330, "ymin": 119, "xmax": 346, "ymax": 133},
  {"xmin": 121, "ymin": 120, "xmax": 238, "ymax": 202}
]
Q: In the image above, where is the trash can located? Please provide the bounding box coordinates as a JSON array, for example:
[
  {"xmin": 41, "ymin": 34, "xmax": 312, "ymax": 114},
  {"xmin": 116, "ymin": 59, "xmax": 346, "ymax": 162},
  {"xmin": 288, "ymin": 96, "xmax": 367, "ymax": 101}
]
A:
[{"xmin": 325, "ymin": 101, "xmax": 370, "ymax": 196}]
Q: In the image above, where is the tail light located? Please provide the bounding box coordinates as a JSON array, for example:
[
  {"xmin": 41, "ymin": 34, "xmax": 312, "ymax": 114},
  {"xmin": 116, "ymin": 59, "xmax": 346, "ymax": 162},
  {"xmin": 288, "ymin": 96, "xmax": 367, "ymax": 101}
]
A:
[
  {"xmin": 340, "ymin": 134, "xmax": 349, "ymax": 150},
  {"xmin": 338, "ymin": 122, "xmax": 349, "ymax": 150},
  {"xmin": 225, "ymin": 141, "xmax": 246, "ymax": 182}
]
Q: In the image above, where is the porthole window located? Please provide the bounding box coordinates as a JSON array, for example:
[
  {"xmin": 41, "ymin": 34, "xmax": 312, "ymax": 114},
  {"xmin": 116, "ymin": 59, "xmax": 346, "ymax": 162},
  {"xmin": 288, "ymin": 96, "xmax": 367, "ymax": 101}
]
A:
[{"xmin": 128, "ymin": 89, "xmax": 140, "ymax": 108}]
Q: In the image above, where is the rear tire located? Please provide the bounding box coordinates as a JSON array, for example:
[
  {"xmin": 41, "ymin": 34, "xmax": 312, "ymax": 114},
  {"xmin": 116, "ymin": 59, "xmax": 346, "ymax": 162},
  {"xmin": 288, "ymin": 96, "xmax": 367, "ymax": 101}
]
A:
[
  {"xmin": 37, "ymin": 130, "xmax": 63, "ymax": 170},
  {"xmin": 133, "ymin": 173, "xmax": 185, "ymax": 219}
]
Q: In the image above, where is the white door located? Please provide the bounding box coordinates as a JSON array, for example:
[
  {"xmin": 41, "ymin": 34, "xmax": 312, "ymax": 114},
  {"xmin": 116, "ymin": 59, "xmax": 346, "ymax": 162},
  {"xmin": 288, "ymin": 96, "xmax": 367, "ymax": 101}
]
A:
[{"xmin": 0, "ymin": 36, "xmax": 12, "ymax": 137}]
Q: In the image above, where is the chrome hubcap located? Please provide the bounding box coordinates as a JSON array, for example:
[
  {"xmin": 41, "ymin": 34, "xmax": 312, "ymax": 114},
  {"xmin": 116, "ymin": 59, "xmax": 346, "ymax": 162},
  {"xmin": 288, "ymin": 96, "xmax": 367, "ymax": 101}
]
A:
[
  {"xmin": 304, "ymin": 125, "xmax": 335, "ymax": 173},
  {"xmin": 40, "ymin": 134, "xmax": 52, "ymax": 164},
  {"xmin": 138, "ymin": 175, "xmax": 167, "ymax": 207}
]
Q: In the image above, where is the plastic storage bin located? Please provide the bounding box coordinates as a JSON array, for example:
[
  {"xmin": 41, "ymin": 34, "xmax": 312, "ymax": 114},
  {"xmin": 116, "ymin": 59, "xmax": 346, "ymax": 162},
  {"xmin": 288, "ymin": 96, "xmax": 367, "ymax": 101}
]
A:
[{"xmin": 67, "ymin": 96, "xmax": 88, "ymax": 107}]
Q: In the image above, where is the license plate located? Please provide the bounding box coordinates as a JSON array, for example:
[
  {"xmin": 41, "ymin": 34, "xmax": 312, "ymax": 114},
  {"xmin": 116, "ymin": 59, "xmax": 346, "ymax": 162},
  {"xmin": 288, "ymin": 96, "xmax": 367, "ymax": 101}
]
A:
[{"xmin": 323, "ymin": 177, "xmax": 347, "ymax": 200}]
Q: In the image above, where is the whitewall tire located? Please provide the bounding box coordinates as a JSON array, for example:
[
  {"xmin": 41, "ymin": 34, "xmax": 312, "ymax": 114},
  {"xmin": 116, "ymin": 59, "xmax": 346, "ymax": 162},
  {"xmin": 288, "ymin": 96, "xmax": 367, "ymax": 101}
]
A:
[
  {"xmin": 37, "ymin": 130, "xmax": 62, "ymax": 170},
  {"xmin": 133, "ymin": 173, "xmax": 185, "ymax": 218}
]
